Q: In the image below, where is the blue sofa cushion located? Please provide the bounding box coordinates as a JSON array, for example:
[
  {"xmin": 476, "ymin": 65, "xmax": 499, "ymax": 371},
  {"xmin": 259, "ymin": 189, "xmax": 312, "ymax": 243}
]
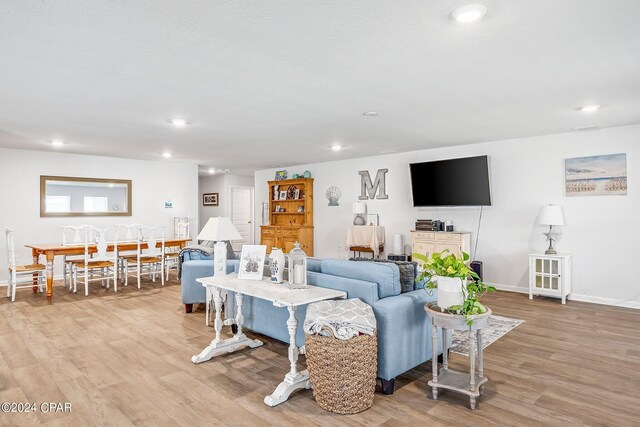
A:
[
  {"xmin": 307, "ymin": 271, "xmax": 378, "ymax": 305},
  {"xmin": 349, "ymin": 258, "xmax": 417, "ymax": 293},
  {"xmin": 320, "ymin": 259, "xmax": 401, "ymax": 299}
]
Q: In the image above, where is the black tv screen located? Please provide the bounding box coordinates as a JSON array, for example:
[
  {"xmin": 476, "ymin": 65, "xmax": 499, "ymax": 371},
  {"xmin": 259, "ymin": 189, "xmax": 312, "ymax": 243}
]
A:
[{"xmin": 410, "ymin": 156, "xmax": 491, "ymax": 206}]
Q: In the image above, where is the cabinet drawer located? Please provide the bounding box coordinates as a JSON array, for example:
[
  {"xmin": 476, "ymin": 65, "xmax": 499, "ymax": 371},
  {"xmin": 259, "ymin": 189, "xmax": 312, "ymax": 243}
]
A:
[
  {"xmin": 261, "ymin": 228, "xmax": 276, "ymax": 236},
  {"xmin": 413, "ymin": 232, "xmax": 435, "ymax": 240},
  {"xmin": 280, "ymin": 229, "xmax": 299, "ymax": 238},
  {"xmin": 435, "ymin": 233, "xmax": 461, "ymax": 242}
]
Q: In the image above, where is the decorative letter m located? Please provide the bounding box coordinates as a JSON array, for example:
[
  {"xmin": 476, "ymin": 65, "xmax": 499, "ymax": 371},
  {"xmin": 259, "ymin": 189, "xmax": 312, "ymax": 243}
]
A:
[{"xmin": 359, "ymin": 169, "xmax": 388, "ymax": 200}]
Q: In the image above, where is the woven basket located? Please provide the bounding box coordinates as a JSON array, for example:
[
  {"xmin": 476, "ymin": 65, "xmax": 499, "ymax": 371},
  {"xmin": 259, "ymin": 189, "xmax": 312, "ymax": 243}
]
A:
[{"xmin": 305, "ymin": 332, "xmax": 377, "ymax": 414}]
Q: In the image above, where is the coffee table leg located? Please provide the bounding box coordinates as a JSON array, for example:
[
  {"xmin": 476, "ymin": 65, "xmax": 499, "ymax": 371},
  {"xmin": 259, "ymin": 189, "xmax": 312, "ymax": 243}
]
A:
[
  {"xmin": 477, "ymin": 329, "xmax": 484, "ymax": 393},
  {"xmin": 469, "ymin": 329, "xmax": 476, "ymax": 409},
  {"xmin": 264, "ymin": 305, "xmax": 311, "ymax": 407},
  {"xmin": 191, "ymin": 287, "xmax": 263, "ymax": 364}
]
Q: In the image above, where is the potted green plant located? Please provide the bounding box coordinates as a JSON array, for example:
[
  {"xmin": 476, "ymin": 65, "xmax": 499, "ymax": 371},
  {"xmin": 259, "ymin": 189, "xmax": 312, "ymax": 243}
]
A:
[{"xmin": 413, "ymin": 250, "xmax": 496, "ymax": 326}]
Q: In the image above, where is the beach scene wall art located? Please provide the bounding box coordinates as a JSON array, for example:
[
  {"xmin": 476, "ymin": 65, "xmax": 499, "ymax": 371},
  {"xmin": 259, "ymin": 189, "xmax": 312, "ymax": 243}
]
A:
[{"xmin": 565, "ymin": 153, "xmax": 627, "ymax": 196}]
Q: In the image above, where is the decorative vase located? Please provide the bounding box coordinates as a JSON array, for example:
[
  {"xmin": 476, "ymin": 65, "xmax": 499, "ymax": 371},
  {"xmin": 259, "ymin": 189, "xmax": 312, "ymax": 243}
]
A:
[
  {"xmin": 435, "ymin": 276, "xmax": 465, "ymax": 312},
  {"xmin": 269, "ymin": 248, "xmax": 285, "ymax": 284}
]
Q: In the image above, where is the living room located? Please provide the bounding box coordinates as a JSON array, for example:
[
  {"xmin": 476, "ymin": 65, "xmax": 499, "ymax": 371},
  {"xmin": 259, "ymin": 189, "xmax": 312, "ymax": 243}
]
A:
[{"xmin": 1, "ymin": 1, "xmax": 639, "ymax": 426}]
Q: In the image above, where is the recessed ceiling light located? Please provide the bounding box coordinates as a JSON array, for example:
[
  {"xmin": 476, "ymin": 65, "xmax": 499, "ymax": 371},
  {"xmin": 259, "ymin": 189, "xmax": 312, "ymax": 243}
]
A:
[
  {"xmin": 363, "ymin": 112, "xmax": 378, "ymax": 117},
  {"xmin": 580, "ymin": 104, "xmax": 600, "ymax": 113},
  {"xmin": 51, "ymin": 139, "xmax": 64, "ymax": 147},
  {"xmin": 162, "ymin": 151, "xmax": 172, "ymax": 158},
  {"xmin": 451, "ymin": 4, "xmax": 487, "ymax": 22},
  {"xmin": 170, "ymin": 118, "xmax": 188, "ymax": 127},
  {"xmin": 208, "ymin": 168, "xmax": 216, "ymax": 174},
  {"xmin": 331, "ymin": 143, "xmax": 342, "ymax": 151}
]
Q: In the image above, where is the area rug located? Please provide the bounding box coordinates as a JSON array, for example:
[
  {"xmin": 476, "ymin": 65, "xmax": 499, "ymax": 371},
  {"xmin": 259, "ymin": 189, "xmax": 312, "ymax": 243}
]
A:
[{"xmin": 449, "ymin": 315, "xmax": 524, "ymax": 356}]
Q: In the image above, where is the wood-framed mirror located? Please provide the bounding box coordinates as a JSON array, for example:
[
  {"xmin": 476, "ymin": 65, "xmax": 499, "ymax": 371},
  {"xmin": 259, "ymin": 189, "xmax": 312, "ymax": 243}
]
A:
[{"xmin": 40, "ymin": 176, "xmax": 132, "ymax": 217}]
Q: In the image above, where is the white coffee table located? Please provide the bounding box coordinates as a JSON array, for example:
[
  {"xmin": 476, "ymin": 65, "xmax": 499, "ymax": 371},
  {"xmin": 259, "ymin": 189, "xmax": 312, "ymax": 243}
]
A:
[{"xmin": 192, "ymin": 273, "xmax": 347, "ymax": 406}]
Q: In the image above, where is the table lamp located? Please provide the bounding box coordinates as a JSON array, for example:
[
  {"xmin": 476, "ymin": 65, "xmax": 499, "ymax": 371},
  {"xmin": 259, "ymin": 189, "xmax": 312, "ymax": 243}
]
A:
[
  {"xmin": 198, "ymin": 217, "xmax": 242, "ymax": 276},
  {"xmin": 537, "ymin": 205, "xmax": 564, "ymax": 254},
  {"xmin": 352, "ymin": 201, "xmax": 366, "ymax": 226}
]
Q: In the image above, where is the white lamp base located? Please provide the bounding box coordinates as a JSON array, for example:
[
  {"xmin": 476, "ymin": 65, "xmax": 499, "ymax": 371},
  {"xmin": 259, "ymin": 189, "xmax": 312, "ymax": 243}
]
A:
[{"xmin": 214, "ymin": 241, "xmax": 227, "ymax": 276}]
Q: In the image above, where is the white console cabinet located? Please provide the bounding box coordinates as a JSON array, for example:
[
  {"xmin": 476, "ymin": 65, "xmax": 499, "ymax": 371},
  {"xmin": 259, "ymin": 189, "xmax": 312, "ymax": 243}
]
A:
[
  {"xmin": 411, "ymin": 231, "xmax": 471, "ymax": 268},
  {"xmin": 528, "ymin": 254, "xmax": 572, "ymax": 304}
]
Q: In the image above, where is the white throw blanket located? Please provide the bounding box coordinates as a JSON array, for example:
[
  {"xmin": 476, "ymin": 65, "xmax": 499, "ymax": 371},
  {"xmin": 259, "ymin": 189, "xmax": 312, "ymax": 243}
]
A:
[{"xmin": 304, "ymin": 298, "xmax": 376, "ymax": 340}]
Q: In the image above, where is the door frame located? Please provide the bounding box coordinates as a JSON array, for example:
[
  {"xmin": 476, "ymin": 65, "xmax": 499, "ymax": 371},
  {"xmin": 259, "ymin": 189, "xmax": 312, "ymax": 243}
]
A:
[{"xmin": 229, "ymin": 185, "xmax": 255, "ymax": 245}]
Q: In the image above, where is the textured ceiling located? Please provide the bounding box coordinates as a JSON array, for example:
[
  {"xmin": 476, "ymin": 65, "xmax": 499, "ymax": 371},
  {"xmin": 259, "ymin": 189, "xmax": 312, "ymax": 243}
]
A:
[{"xmin": 1, "ymin": 1, "xmax": 639, "ymax": 175}]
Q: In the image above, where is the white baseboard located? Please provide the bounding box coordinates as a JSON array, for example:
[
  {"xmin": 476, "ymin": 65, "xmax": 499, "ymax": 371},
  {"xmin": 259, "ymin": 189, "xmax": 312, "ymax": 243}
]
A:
[{"xmin": 488, "ymin": 281, "xmax": 640, "ymax": 310}]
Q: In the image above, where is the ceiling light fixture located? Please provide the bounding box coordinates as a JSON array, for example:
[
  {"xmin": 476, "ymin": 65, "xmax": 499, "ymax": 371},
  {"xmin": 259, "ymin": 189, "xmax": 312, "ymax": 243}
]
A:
[
  {"xmin": 331, "ymin": 143, "xmax": 342, "ymax": 151},
  {"xmin": 580, "ymin": 104, "xmax": 600, "ymax": 113},
  {"xmin": 363, "ymin": 111, "xmax": 378, "ymax": 117},
  {"xmin": 162, "ymin": 151, "xmax": 172, "ymax": 158},
  {"xmin": 451, "ymin": 4, "xmax": 487, "ymax": 22},
  {"xmin": 51, "ymin": 139, "xmax": 64, "ymax": 147},
  {"xmin": 208, "ymin": 168, "xmax": 216, "ymax": 174},
  {"xmin": 170, "ymin": 118, "xmax": 188, "ymax": 127}
]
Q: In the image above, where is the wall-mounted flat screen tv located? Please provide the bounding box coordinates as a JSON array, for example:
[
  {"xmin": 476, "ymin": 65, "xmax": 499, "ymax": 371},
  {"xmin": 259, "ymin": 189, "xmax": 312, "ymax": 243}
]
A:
[{"xmin": 409, "ymin": 155, "xmax": 491, "ymax": 206}]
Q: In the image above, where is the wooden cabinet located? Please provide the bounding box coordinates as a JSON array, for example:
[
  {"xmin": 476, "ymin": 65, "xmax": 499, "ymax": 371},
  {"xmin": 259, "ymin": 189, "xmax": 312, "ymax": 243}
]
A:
[
  {"xmin": 529, "ymin": 254, "xmax": 571, "ymax": 304},
  {"xmin": 261, "ymin": 178, "xmax": 314, "ymax": 256},
  {"xmin": 411, "ymin": 231, "xmax": 471, "ymax": 268}
]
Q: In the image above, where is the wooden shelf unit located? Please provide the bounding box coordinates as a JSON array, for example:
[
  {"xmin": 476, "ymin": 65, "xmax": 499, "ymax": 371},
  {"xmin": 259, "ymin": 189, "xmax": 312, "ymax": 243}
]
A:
[{"xmin": 261, "ymin": 178, "xmax": 314, "ymax": 256}]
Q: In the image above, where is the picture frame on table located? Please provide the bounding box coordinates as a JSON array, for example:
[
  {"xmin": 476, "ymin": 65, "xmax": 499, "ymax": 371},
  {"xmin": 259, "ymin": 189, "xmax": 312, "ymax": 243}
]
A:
[
  {"xmin": 238, "ymin": 245, "xmax": 267, "ymax": 280},
  {"xmin": 203, "ymin": 193, "xmax": 219, "ymax": 206},
  {"xmin": 279, "ymin": 190, "xmax": 288, "ymax": 200},
  {"xmin": 366, "ymin": 214, "xmax": 379, "ymax": 226}
]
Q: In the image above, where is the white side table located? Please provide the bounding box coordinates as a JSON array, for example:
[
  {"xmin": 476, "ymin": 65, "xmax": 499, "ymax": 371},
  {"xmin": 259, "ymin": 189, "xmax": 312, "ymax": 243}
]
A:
[
  {"xmin": 528, "ymin": 253, "xmax": 572, "ymax": 304},
  {"xmin": 425, "ymin": 303, "xmax": 491, "ymax": 410},
  {"xmin": 193, "ymin": 274, "xmax": 346, "ymax": 407}
]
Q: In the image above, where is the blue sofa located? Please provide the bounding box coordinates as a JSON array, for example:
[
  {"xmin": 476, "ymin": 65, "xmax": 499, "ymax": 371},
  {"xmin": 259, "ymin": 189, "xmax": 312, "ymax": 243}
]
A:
[
  {"xmin": 180, "ymin": 256, "xmax": 443, "ymax": 394},
  {"xmin": 180, "ymin": 251, "xmax": 238, "ymax": 313}
]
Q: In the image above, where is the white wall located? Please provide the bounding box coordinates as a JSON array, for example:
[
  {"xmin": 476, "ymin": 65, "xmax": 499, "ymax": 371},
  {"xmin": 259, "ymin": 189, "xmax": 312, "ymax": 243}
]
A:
[
  {"xmin": 0, "ymin": 147, "xmax": 199, "ymax": 282},
  {"xmin": 255, "ymin": 124, "xmax": 640, "ymax": 308},
  {"xmin": 198, "ymin": 174, "xmax": 254, "ymax": 232}
]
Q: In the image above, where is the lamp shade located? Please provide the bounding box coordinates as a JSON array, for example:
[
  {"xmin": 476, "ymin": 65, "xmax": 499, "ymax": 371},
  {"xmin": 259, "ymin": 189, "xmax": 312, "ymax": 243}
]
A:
[
  {"xmin": 352, "ymin": 201, "xmax": 366, "ymax": 215},
  {"xmin": 197, "ymin": 217, "xmax": 242, "ymax": 241},
  {"xmin": 537, "ymin": 205, "xmax": 565, "ymax": 226}
]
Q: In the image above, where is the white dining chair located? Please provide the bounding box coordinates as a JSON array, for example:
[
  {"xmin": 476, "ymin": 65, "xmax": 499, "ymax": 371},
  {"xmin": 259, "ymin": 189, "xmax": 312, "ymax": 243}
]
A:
[
  {"xmin": 121, "ymin": 226, "xmax": 165, "ymax": 289},
  {"xmin": 72, "ymin": 227, "xmax": 119, "ymax": 296},
  {"xmin": 4, "ymin": 228, "xmax": 46, "ymax": 302},
  {"xmin": 61, "ymin": 225, "xmax": 89, "ymax": 291},
  {"xmin": 117, "ymin": 223, "xmax": 144, "ymax": 283},
  {"xmin": 165, "ymin": 220, "xmax": 189, "ymax": 280}
]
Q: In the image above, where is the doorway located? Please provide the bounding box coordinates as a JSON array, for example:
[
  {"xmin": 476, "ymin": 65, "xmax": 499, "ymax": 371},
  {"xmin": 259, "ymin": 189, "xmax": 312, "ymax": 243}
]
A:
[{"xmin": 229, "ymin": 186, "xmax": 254, "ymax": 250}]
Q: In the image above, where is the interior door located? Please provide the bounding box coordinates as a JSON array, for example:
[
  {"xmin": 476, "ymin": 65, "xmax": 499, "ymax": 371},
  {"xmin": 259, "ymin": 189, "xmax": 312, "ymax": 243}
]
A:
[{"xmin": 230, "ymin": 186, "xmax": 254, "ymax": 251}]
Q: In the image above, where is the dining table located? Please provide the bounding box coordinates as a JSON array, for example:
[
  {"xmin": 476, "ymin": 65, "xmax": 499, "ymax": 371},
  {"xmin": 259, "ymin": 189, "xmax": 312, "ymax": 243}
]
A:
[{"xmin": 25, "ymin": 238, "xmax": 191, "ymax": 300}]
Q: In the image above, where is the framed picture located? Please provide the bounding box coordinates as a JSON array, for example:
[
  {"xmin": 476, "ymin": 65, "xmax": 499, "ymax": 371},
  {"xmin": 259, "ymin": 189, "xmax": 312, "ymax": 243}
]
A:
[
  {"xmin": 203, "ymin": 193, "xmax": 219, "ymax": 206},
  {"xmin": 238, "ymin": 245, "xmax": 267, "ymax": 280},
  {"xmin": 565, "ymin": 153, "xmax": 627, "ymax": 196},
  {"xmin": 275, "ymin": 170, "xmax": 287, "ymax": 181},
  {"xmin": 366, "ymin": 214, "xmax": 379, "ymax": 226},
  {"xmin": 294, "ymin": 188, "xmax": 301, "ymax": 199},
  {"xmin": 273, "ymin": 184, "xmax": 279, "ymax": 201},
  {"xmin": 279, "ymin": 190, "xmax": 288, "ymax": 200}
]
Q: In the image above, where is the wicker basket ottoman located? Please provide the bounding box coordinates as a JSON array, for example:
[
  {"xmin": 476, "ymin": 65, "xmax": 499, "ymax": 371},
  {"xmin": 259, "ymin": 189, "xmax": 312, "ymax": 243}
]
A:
[{"xmin": 305, "ymin": 331, "xmax": 377, "ymax": 414}]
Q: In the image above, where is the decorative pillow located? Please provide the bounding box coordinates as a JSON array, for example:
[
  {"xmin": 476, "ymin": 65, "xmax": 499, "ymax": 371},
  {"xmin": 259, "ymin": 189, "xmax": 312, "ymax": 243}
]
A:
[{"xmin": 349, "ymin": 257, "xmax": 417, "ymax": 293}]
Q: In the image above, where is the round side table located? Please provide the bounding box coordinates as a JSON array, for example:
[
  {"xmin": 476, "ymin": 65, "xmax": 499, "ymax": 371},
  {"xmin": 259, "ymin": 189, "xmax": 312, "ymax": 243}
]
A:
[{"xmin": 424, "ymin": 302, "xmax": 492, "ymax": 409}]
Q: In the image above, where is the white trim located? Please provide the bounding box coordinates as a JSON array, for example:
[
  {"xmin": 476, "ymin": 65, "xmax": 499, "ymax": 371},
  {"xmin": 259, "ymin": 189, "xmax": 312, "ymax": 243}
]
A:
[{"xmin": 488, "ymin": 281, "xmax": 640, "ymax": 310}]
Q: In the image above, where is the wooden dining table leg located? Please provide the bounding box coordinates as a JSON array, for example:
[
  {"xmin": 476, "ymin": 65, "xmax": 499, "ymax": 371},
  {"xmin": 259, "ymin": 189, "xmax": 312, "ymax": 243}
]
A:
[
  {"xmin": 46, "ymin": 251, "xmax": 55, "ymax": 301},
  {"xmin": 32, "ymin": 249, "xmax": 40, "ymax": 293}
]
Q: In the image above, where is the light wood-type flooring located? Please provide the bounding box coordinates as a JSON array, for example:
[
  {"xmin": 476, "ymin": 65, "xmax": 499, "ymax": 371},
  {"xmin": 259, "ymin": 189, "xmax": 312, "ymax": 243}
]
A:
[{"xmin": 1, "ymin": 277, "xmax": 639, "ymax": 426}]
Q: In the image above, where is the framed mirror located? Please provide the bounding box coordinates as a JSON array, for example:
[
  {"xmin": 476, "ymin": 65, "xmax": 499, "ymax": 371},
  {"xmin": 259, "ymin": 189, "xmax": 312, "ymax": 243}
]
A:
[{"xmin": 40, "ymin": 176, "xmax": 132, "ymax": 217}]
